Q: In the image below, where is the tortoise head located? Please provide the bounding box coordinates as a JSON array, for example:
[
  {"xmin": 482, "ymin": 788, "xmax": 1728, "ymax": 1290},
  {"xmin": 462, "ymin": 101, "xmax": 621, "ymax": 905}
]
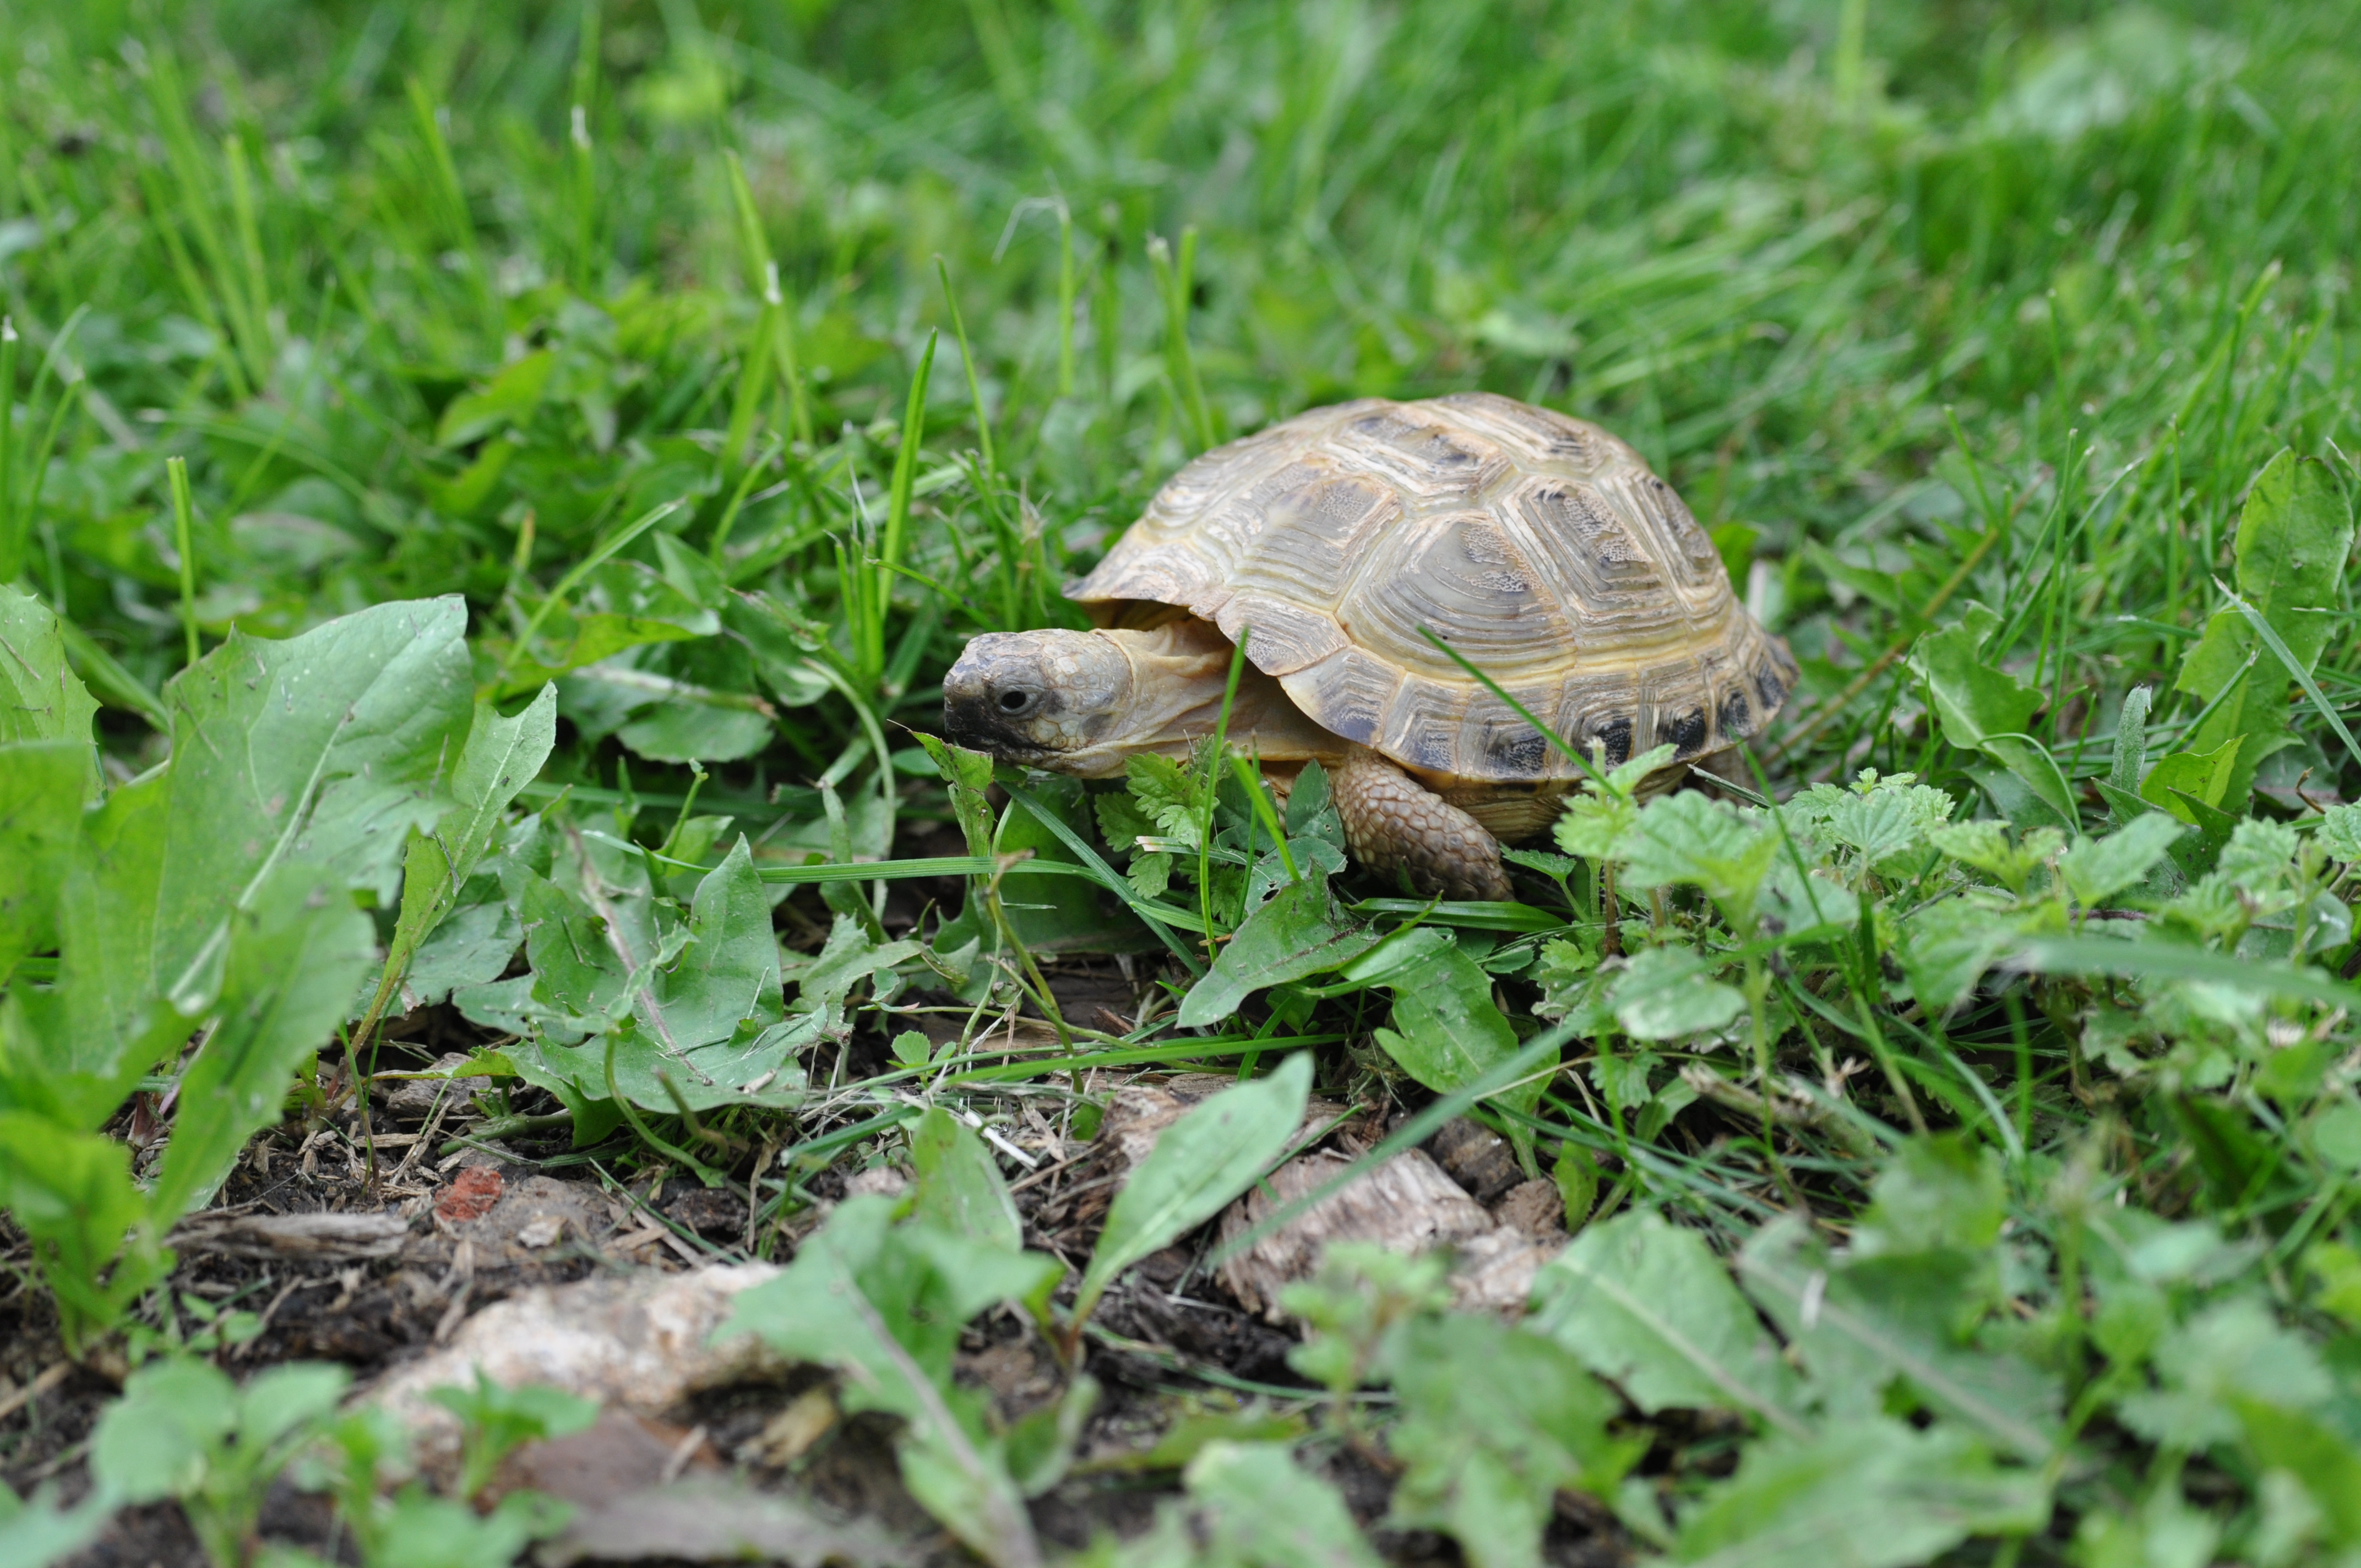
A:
[{"xmin": 943, "ymin": 630, "xmax": 1135, "ymax": 773}]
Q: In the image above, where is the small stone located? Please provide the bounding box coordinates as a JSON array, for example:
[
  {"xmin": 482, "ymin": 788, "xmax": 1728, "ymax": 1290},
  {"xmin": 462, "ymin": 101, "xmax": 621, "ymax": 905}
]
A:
[
  {"xmin": 1492, "ymin": 1178, "xmax": 1565, "ymax": 1239},
  {"xmin": 518, "ymin": 1216, "xmax": 564, "ymax": 1249}
]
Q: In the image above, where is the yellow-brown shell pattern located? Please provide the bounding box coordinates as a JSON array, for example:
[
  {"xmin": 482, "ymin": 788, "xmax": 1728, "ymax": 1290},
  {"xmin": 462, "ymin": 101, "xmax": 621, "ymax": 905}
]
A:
[{"xmin": 1064, "ymin": 392, "xmax": 1798, "ymax": 783}]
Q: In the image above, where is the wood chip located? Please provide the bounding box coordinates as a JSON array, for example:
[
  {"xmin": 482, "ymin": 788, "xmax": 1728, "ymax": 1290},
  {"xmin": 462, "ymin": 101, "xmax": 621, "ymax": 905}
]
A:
[{"xmin": 170, "ymin": 1211, "xmax": 410, "ymax": 1260}]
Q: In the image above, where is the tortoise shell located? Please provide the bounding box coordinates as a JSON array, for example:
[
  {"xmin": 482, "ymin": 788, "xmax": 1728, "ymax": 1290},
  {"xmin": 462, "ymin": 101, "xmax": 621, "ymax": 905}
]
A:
[{"xmin": 1065, "ymin": 391, "xmax": 1798, "ymax": 783}]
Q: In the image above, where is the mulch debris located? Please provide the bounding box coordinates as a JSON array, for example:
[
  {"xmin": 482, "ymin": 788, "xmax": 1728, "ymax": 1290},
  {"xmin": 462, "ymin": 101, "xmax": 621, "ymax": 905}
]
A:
[{"xmin": 0, "ymin": 956, "xmax": 1619, "ymax": 1566}]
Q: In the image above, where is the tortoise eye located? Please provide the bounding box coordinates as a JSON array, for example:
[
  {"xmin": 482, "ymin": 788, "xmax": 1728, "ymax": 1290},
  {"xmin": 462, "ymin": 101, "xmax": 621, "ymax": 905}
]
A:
[{"xmin": 997, "ymin": 688, "xmax": 1037, "ymax": 715}]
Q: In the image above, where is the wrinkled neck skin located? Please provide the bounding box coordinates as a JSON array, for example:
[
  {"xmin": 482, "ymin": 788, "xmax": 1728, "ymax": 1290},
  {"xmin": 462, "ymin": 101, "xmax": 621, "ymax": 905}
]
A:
[{"xmin": 1071, "ymin": 620, "xmax": 1340, "ymax": 775}]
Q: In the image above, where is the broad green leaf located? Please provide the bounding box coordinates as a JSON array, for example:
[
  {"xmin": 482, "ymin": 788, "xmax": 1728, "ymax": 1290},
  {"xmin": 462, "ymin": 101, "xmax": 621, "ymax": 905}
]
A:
[
  {"xmin": 522, "ymin": 873, "xmax": 640, "ymax": 1029},
  {"xmin": 2140, "ymin": 737, "xmax": 2240, "ymax": 823},
  {"xmin": 436, "ymin": 348, "xmax": 556, "ymax": 446},
  {"xmin": 365, "ymin": 1490, "xmax": 570, "ymax": 1568},
  {"xmin": 2175, "ymin": 450, "xmax": 2353, "ymax": 812},
  {"xmin": 0, "ymin": 1112, "xmax": 166, "ymax": 1349},
  {"xmin": 91, "ymin": 1358, "xmax": 237, "ymax": 1504},
  {"xmin": 150, "ymin": 860, "xmax": 377, "ymax": 1219},
  {"xmin": 788, "ymin": 914, "xmax": 922, "ymax": 1014},
  {"xmin": 1737, "ymin": 1217, "xmax": 2061, "ymax": 1460},
  {"xmin": 10, "ymin": 771, "xmax": 182, "ymax": 1127},
  {"xmin": 1911, "ymin": 619, "xmax": 2039, "ymax": 748},
  {"xmin": 910, "ymin": 1106, "xmax": 1023, "ymax": 1253},
  {"xmin": 1178, "ymin": 875, "xmax": 1379, "ymax": 1027},
  {"xmin": 1074, "ymin": 1052, "xmax": 1311, "ymax": 1324},
  {"xmin": 2234, "ymin": 1400, "xmax": 2361, "ymax": 1548},
  {"xmin": 399, "ymin": 880, "xmax": 523, "ymax": 1009},
  {"xmin": 1283, "ymin": 759, "xmax": 1344, "ymax": 851},
  {"xmin": 918, "ymin": 733, "xmax": 997, "ymax": 857},
  {"xmin": 2118, "ymin": 1295, "xmax": 2331, "ymax": 1449},
  {"xmin": 645, "ymin": 838, "xmax": 784, "ymax": 1049},
  {"xmin": 371, "ymin": 686, "xmax": 556, "ymax": 1018},
  {"xmin": 983, "ymin": 773, "xmax": 1121, "ymax": 952},
  {"xmin": 0, "ymin": 1479, "xmax": 111, "ymax": 1568},
  {"xmin": 1372, "ymin": 946, "xmax": 1541, "ymax": 1126},
  {"xmin": 154, "ymin": 598, "xmax": 472, "ymax": 1008},
  {"xmin": 0, "ymin": 583, "xmax": 99, "ymax": 756},
  {"xmin": 1975, "ymin": 735, "xmax": 2077, "ymax": 825},
  {"xmin": 2056, "ymin": 813, "xmax": 2184, "ymax": 907},
  {"xmin": 1608, "ymin": 945, "xmax": 1746, "ymax": 1041},
  {"xmin": 1381, "ymin": 1315, "xmax": 1640, "ymax": 1568},
  {"xmin": 1183, "ymin": 1440, "xmax": 1384, "ymax": 1568},
  {"xmin": 1910, "ymin": 622, "xmax": 2075, "ymax": 821},
  {"xmin": 0, "ymin": 742, "xmax": 85, "ymax": 984},
  {"xmin": 1530, "ymin": 1211, "xmax": 1806, "ymax": 1434},
  {"xmin": 1668, "ymin": 1418, "xmax": 2049, "ymax": 1568},
  {"xmin": 1853, "ymin": 1136, "xmax": 2006, "ymax": 1257},
  {"xmin": 720, "ymin": 1195, "xmax": 1052, "ymax": 1568},
  {"xmin": 617, "ymin": 700, "xmax": 773, "ymax": 763}
]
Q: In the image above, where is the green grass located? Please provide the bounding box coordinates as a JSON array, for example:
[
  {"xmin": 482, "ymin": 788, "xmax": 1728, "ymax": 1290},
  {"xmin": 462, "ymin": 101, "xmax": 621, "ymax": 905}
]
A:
[{"xmin": 7, "ymin": 0, "xmax": 2361, "ymax": 1562}]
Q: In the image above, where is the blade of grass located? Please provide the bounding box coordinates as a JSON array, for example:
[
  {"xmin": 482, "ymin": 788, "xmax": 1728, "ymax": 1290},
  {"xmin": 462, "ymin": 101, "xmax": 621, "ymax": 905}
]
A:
[
  {"xmin": 498, "ymin": 498, "xmax": 681, "ymax": 681},
  {"xmin": 166, "ymin": 455, "xmax": 200, "ymax": 668},
  {"xmin": 2212, "ymin": 576, "xmax": 2361, "ymax": 778}
]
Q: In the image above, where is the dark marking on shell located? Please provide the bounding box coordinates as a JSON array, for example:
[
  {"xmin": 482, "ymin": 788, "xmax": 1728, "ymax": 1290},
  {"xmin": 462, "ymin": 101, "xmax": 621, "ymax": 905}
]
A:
[
  {"xmin": 1483, "ymin": 726, "xmax": 1551, "ymax": 777},
  {"xmin": 1592, "ymin": 715, "xmax": 1633, "ymax": 767},
  {"xmin": 1658, "ymin": 707, "xmax": 1708, "ymax": 759},
  {"xmin": 1718, "ymin": 688, "xmax": 1752, "ymax": 739}
]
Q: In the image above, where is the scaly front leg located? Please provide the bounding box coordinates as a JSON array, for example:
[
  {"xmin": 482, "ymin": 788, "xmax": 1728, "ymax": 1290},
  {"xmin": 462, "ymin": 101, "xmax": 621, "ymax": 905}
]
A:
[{"xmin": 1330, "ymin": 746, "xmax": 1513, "ymax": 902}]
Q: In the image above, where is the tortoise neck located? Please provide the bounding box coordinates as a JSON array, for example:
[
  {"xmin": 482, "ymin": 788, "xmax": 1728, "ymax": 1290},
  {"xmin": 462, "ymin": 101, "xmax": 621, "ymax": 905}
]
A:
[{"xmin": 1072, "ymin": 620, "xmax": 1343, "ymax": 772}]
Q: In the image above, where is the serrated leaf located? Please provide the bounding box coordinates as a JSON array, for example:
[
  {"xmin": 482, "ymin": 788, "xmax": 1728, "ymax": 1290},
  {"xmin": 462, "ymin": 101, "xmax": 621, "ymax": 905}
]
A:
[
  {"xmin": 1667, "ymin": 1418, "xmax": 2049, "ymax": 1568},
  {"xmin": 1183, "ymin": 1440, "xmax": 1383, "ymax": 1568},
  {"xmin": 1737, "ymin": 1216, "xmax": 2060, "ymax": 1460},
  {"xmin": 2057, "ymin": 813, "xmax": 2184, "ymax": 907},
  {"xmin": 1614, "ymin": 792, "xmax": 1777, "ymax": 918},
  {"xmin": 0, "ymin": 583, "xmax": 99, "ymax": 758},
  {"xmin": 1381, "ymin": 1315, "xmax": 1639, "ymax": 1568},
  {"xmin": 1530, "ymin": 1211, "xmax": 1807, "ymax": 1434},
  {"xmin": 1126, "ymin": 752, "xmax": 1206, "ymax": 843},
  {"xmin": 1074, "ymin": 1052, "xmax": 1310, "ymax": 1324},
  {"xmin": 2117, "ymin": 1295, "xmax": 2331, "ymax": 1449},
  {"xmin": 373, "ymin": 687, "xmax": 556, "ymax": 1015},
  {"xmin": 1177, "ymin": 876, "xmax": 1378, "ymax": 1027},
  {"xmin": 1608, "ymin": 945, "xmax": 1746, "ymax": 1041}
]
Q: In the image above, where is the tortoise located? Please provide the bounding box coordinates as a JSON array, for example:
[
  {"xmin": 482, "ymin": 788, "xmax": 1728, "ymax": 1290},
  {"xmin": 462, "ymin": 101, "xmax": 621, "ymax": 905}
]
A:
[{"xmin": 942, "ymin": 392, "xmax": 1797, "ymax": 901}]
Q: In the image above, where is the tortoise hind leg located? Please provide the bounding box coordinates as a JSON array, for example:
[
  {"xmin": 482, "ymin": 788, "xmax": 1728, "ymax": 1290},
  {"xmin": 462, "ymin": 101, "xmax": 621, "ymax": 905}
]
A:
[{"xmin": 1331, "ymin": 747, "xmax": 1513, "ymax": 902}]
